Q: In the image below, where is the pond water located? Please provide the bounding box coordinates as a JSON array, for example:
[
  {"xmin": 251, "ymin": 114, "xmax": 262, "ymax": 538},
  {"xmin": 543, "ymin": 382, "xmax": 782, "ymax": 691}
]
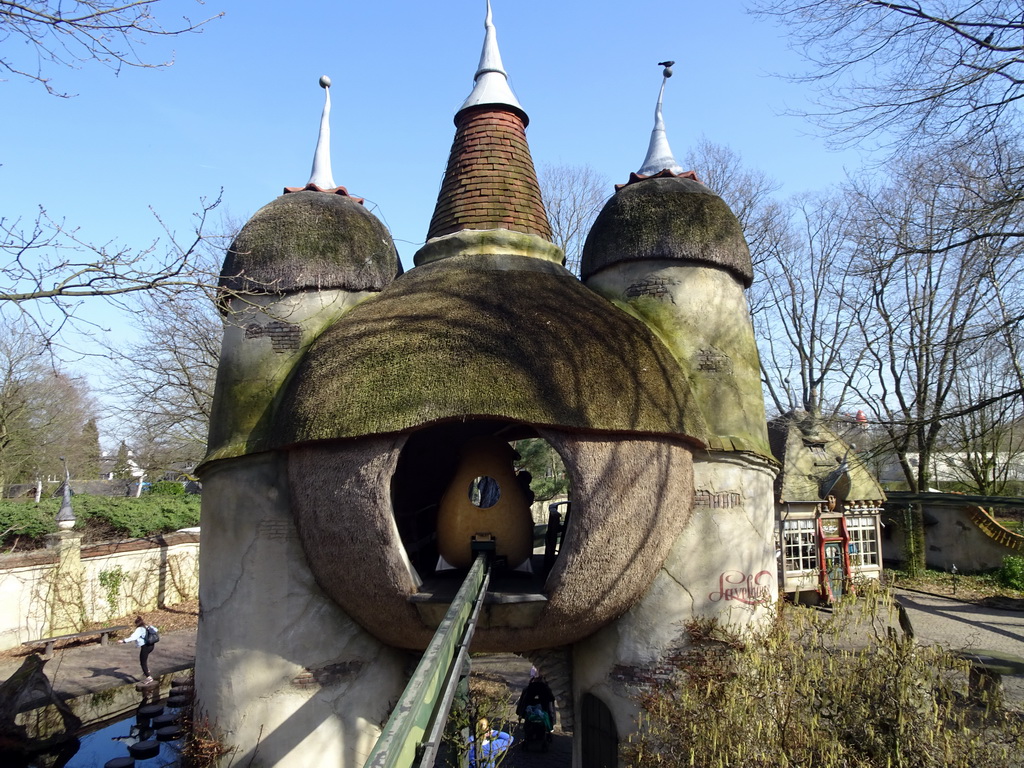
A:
[{"xmin": 6, "ymin": 687, "xmax": 187, "ymax": 768}]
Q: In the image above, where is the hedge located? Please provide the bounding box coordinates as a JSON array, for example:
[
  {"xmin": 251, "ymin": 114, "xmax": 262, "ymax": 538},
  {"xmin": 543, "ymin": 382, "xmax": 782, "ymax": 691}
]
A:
[{"xmin": 0, "ymin": 494, "xmax": 201, "ymax": 550}]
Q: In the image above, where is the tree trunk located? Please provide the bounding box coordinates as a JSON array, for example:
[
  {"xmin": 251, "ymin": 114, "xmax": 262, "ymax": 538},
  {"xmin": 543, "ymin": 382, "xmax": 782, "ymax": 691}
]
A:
[{"xmin": 901, "ymin": 503, "xmax": 926, "ymax": 577}]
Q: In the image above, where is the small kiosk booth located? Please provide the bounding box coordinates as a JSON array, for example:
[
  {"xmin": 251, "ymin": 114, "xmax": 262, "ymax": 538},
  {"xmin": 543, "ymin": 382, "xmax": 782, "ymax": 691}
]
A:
[{"xmin": 769, "ymin": 412, "xmax": 886, "ymax": 603}]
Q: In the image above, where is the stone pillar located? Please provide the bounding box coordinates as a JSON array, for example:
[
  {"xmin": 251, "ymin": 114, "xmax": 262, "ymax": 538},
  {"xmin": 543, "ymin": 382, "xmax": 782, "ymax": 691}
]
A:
[{"xmin": 43, "ymin": 531, "xmax": 86, "ymax": 637}]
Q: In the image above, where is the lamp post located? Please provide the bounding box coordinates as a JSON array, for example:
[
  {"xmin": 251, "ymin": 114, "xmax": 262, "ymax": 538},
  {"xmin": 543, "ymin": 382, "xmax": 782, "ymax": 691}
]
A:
[
  {"xmin": 46, "ymin": 456, "xmax": 85, "ymax": 634},
  {"xmin": 56, "ymin": 456, "xmax": 76, "ymax": 531}
]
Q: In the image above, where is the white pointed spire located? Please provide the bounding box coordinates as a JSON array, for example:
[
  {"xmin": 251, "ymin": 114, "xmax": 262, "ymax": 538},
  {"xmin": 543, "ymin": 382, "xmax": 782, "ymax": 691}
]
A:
[
  {"xmin": 637, "ymin": 62, "xmax": 685, "ymax": 177},
  {"xmin": 459, "ymin": 0, "xmax": 525, "ymax": 116},
  {"xmin": 307, "ymin": 75, "xmax": 337, "ymax": 189}
]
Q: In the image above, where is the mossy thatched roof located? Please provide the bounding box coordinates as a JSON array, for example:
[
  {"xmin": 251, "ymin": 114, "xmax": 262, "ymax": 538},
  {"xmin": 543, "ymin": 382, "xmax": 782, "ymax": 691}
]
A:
[
  {"xmin": 581, "ymin": 177, "xmax": 753, "ymax": 286},
  {"xmin": 768, "ymin": 412, "xmax": 886, "ymax": 502},
  {"xmin": 219, "ymin": 190, "xmax": 400, "ymax": 296},
  {"xmin": 274, "ymin": 254, "xmax": 707, "ymax": 446}
]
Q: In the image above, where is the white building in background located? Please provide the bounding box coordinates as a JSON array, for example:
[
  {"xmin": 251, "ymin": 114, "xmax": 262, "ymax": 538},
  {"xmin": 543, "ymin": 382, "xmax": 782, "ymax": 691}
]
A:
[{"xmin": 876, "ymin": 452, "xmax": 1024, "ymax": 487}]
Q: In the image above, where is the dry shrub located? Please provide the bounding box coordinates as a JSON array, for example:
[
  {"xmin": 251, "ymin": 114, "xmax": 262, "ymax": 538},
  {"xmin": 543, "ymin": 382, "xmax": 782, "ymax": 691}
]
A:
[
  {"xmin": 172, "ymin": 672, "xmax": 234, "ymax": 768},
  {"xmin": 625, "ymin": 584, "xmax": 1024, "ymax": 768}
]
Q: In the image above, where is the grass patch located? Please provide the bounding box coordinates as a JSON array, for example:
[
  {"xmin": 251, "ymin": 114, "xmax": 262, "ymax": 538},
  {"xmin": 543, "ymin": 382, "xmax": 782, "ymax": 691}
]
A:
[{"xmin": 884, "ymin": 567, "xmax": 1024, "ymax": 602}]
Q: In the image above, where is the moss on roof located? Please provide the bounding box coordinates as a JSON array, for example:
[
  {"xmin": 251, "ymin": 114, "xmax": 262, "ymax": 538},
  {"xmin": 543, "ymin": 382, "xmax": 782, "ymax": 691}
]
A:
[
  {"xmin": 219, "ymin": 191, "xmax": 400, "ymax": 296},
  {"xmin": 274, "ymin": 254, "xmax": 708, "ymax": 446},
  {"xmin": 581, "ymin": 177, "xmax": 753, "ymax": 286}
]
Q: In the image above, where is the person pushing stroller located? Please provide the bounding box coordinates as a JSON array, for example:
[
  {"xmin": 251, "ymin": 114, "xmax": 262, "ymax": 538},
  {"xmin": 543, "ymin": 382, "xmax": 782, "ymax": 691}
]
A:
[{"xmin": 516, "ymin": 668, "xmax": 556, "ymax": 748}]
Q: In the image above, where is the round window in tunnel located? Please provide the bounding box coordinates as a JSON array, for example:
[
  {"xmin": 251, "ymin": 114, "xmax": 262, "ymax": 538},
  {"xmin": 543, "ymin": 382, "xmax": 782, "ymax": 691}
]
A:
[{"xmin": 469, "ymin": 476, "xmax": 501, "ymax": 508}]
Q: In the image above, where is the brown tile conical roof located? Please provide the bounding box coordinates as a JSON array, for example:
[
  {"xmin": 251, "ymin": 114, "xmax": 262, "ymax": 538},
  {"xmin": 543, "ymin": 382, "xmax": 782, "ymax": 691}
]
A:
[{"xmin": 426, "ymin": 105, "xmax": 552, "ymax": 241}]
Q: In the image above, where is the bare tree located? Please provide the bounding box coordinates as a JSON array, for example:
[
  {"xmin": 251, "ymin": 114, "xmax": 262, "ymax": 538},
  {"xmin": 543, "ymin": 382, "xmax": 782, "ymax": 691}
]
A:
[
  {"xmin": 0, "ymin": 196, "xmax": 222, "ymax": 345},
  {"xmin": 844, "ymin": 145, "xmax": 1024, "ymax": 494},
  {"xmin": 0, "ymin": 316, "xmax": 97, "ymax": 492},
  {"xmin": 538, "ymin": 162, "xmax": 610, "ymax": 275},
  {"xmin": 752, "ymin": 190, "xmax": 862, "ymax": 418},
  {"xmin": 752, "ymin": 0, "xmax": 1024, "ymax": 150},
  {"xmin": 103, "ymin": 244, "xmax": 224, "ymax": 477},
  {"xmin": 940, "ymin": 340, "xmax": 1024, "ymax": 495},
  {"xmin": 681, "ymin": 140, "xmax": 854, "ymax": 417},
  {"xmin": 0, "ymin": 2, "xmax": 224, "ymax": 345},
  {"xmin": 685, "ymin": 138, "xmax": 789, "ymax": 273},
  {"xmin": 0, "ymin": 0, "xmax": 222, "ymax": 96}
]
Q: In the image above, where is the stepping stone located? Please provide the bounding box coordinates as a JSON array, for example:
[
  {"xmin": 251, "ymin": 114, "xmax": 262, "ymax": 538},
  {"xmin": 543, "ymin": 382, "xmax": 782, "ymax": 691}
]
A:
[
  {"xmin": 128, "ymin": 740, "xmax": 160, "ymax": 759},
  {"xmin": 156, "ymin": 724, "xmax": 183, "ymax": 741},
  {"xmin": 137, "ymin": 703, "xmax": 164, "ymax": 718}
]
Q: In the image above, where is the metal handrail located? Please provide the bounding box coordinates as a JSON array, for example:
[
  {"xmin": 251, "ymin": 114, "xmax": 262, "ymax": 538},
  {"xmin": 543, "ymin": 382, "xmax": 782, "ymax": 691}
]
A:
[{"xmin": 365, "ymin": 554, "xmax": 491, "ymax": 768}]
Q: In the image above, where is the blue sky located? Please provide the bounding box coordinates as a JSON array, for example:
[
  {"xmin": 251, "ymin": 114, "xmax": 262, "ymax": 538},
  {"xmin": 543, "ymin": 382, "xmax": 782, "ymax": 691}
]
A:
[{"xmin": 0, "ymin": 0, "xmax": 864, "ymax": 409}]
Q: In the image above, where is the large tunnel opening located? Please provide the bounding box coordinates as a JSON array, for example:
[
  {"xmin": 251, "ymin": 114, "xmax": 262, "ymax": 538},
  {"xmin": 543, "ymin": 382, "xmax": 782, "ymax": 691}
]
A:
[{"xmin": 390, "ymin": 419, "xmax": 571, "ymax": 597}]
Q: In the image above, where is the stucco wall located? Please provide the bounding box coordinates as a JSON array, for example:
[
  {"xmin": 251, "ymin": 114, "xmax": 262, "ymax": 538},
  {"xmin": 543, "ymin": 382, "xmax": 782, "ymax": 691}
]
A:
[
  {"xmin": 0, "ymin": 532, "xmax": 199, "ymax": 652},
  {"xmin": 206, "ymin": 289, "xmax": 373, "ymax": 464},
  {"xmin": 884, "ymin": 503, "xmax": 1021, "ymax": 572},
  {"xmin": 571, "ymin": 451, "xmax": 778, "ymax": 760},
  {"xmin": 195, "ymin": 453, "xmax": 410, "ymax": 768},
  {"xmin": 586, "ymin": 261, "xmax": 770, "ymax": 457}
]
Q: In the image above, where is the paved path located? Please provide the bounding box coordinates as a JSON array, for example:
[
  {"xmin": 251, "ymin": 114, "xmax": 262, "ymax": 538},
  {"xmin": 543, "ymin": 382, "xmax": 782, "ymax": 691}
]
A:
[
  {"xmin": 893, "ymin": 588, "xmax": 1024, "ymax": 707},
  {"xmin": 2, "ymin": 628, "xmax": 195, "ymax": 711},
  {"xmin": 894, "ymin": 588, "xmax": 1024, "ymax": 654}
]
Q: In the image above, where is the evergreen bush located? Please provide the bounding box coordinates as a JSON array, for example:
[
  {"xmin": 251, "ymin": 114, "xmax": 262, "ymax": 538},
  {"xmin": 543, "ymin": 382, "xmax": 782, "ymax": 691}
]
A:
[
  {"xmin": 0, "ymin": 503, "xmax": 57, "ymax": 546},
  {"xmin": 0, "ymin": 494, "xmax": 200, "ymax": 550},
  {"xmin": 147, "ymin": 480, "xmax": 186, "ymax": 496},
  {"xmin": 996, "ymin": 555, "xmax": 1024, "ymax": 591}
]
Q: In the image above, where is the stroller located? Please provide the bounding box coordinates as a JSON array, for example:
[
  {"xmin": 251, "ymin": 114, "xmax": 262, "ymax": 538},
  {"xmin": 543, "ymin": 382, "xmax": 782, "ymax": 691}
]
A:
[{"xmin": 520, "ymin": 704, "xmax": 550, "ymax": 751}]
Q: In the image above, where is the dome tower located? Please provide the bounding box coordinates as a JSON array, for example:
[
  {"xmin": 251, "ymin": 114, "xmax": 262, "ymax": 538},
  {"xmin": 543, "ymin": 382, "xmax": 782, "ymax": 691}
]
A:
[
  {"xmin": 205, "ymin": 77, "xmax": 400, "ymax": 463},
  {"xmin": 581, "ymin": 63, "xmax": 770, "ymax": 457}
]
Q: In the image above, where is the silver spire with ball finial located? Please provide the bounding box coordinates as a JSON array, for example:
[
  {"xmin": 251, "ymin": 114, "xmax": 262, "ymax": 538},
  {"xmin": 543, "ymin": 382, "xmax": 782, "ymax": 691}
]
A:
[{"xmin": 307, "ymin": 75, "xmax": 337, "ymax": 189}]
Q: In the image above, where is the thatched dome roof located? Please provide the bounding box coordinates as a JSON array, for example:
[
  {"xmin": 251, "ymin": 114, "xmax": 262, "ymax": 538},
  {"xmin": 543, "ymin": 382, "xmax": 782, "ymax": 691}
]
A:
[
  {"xmin": 219, "ymin": 190, "xmax": 400, "ymax": 296},
  {"xmin": 274, "ymin": 254, "xmax": 707, "ymax": 446},
  {"xmin": 768, "ymin": 411, "xmax": 886, "ymax": 502},
  {"xmin": 580, "ymin": 176, "xmax": 753, "ymax": 286}
]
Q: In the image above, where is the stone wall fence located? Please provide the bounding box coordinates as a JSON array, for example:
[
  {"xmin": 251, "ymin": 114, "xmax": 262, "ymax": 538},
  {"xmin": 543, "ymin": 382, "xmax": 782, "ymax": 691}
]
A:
[{"xmin": 0, "ymin": 530, "xmax": 199, "ymax": 652}]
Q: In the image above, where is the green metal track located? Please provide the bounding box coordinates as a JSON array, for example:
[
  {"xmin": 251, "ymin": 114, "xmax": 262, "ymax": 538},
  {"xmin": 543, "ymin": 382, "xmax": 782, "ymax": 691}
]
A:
[{"xmin": 365, "ymin": 554, "xmax": 491, "ymax": 768}]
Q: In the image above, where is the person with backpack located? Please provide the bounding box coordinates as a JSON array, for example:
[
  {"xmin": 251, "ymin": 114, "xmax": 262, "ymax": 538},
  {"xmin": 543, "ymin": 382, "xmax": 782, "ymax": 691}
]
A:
[{"xmin": 119, "ymin": 615, "xmax": 159, "ymax": 683}]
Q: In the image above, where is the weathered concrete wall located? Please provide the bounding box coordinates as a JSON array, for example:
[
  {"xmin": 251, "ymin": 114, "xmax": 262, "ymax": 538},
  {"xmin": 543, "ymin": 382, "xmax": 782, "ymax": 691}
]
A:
[
  {"xmin": 195, "ymin": 453, "xmax": 410, "ymax": 768},
  {"xmin": 206, "ymin": 290, "xmax": 373, "ymax": 465},
  {"xmin": 884, "ymin": 503, "xmax": 1022, "ymax": 572},
  {"xmin": 0, "ymin": 532, "xmax": 199, "ymax": 651},
  {"xmin": 571, "ymin": 451, "xmax": 778, "ymax": 762}
]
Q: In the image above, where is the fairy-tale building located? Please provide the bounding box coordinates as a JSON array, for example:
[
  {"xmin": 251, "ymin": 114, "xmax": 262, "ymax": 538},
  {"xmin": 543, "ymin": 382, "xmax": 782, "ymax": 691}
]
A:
[
  {"xmin": 195, "ymin": 4, "xmax": 778, "ymax": 766},
  {"xmin": 769, "ymin": 411, "xmax": 886, "ymax": 602}
]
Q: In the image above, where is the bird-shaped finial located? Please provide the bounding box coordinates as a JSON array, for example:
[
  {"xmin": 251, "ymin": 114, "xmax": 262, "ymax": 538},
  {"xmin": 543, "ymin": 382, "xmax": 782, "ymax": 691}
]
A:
[{"xmin": 636, "ymin": 61, "xmax": 684, "ymax": 177}]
